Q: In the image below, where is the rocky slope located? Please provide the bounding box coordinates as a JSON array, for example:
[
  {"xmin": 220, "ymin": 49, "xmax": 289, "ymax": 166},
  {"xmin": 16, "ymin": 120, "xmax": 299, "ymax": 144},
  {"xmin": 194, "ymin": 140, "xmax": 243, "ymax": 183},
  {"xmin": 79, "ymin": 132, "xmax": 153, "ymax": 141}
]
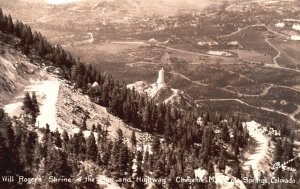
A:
[{"xmin": 0, "ymin": 39, "xmax": 38, "ymax": 105}]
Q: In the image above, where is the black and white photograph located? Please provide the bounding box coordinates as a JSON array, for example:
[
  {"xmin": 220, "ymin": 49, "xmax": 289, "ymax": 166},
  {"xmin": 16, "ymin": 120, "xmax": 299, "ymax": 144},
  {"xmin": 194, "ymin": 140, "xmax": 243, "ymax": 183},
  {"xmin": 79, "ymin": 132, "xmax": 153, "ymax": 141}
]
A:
[{"xmin": 0, "ymin": 0, "xmax": 300, "ymax": 188}]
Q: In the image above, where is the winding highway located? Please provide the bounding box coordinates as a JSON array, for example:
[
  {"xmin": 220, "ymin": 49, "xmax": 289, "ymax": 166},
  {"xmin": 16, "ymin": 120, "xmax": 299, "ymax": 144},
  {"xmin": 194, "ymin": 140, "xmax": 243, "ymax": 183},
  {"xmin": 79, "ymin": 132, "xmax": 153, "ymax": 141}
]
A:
[{"xmin": 198, "ymin": 98, "xmax": 300, "ymax": 125}]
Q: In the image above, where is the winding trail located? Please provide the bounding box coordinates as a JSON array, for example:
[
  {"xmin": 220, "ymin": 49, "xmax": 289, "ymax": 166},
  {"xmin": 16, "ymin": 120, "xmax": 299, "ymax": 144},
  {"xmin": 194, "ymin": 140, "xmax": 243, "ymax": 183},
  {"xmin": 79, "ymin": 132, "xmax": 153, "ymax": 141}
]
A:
[
  {"xmin": 242, "ymin": 121, "xmax": 269, "ymax": 180},
  {"xmin": 264, "ymin": 38, "xmax": 300, "ymax": 73},
  {"xmin": 223, "ymin": 84, "xmax": 273, "ymax": 97},
  {"xmin": 219, "ymin": 24, "xmax": 265, "ymax": 38},
  {"xmin": 265, "ymin": 38, "xmax": 281, "ymax": 68},
  {"xmin": 169, "ymin": 71, "xmax": 208, "ymax": 87},
  {"xmin": 164, "ymin": 89, "xmax": 179, "ymax": 103}
]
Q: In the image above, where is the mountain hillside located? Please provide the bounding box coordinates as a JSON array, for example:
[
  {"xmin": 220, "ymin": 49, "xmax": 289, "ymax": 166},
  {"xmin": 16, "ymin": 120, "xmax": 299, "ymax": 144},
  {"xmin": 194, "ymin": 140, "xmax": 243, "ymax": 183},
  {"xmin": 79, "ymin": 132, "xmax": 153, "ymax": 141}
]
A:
[
  {"xmin": 0, "ymin": 35, "xmax": 38, "ymax": 104},
  {"xmin": 1, "ymin": 6, "xmax": 299, "ymax": 189}
]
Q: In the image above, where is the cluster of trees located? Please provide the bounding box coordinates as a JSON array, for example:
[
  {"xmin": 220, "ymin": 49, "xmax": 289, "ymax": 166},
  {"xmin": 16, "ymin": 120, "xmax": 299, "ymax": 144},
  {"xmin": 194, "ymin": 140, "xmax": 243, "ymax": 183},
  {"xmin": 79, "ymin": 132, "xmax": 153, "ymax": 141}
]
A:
[
  {"xmin": 272, "ymin": 136, "xmax": 299, "ymax": 176},
  {"xmin": 1, "ymin": 106, "xmax": 147, "ymax": 188},
  {"xmin": 0, "ymin": 108, "xmax": 97, "ymax": 189},
  {"xmin": 0, "ymin": 7, "xmax": 75, "ymax": 77},
  {"xmin": 71, "ymin": 61, "xmax": 249, "ymax": 152}
]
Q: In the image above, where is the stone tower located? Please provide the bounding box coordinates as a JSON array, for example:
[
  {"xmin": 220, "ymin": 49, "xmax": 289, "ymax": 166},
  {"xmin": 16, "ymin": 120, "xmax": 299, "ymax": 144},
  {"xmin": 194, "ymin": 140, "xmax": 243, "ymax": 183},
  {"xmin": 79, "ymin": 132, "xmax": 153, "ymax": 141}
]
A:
[{"xmin": 157, "ymin": 68, "xmax": 165, "ymax": 85}]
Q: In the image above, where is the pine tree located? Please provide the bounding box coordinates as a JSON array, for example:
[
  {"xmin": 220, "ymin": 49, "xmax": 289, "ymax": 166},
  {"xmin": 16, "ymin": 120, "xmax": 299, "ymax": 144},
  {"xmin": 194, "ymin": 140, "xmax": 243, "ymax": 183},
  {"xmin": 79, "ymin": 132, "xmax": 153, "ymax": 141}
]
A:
[
  {"xmin": 118, "ymin": 145, "xmax": 129, "ymax": 175},
  {"xmin": 48, "ymin": 150, "xmax": 72, "ymax": 189},
  {"xmin": 0, "ymin": 8, "xmax": 5, "ymax": 32},
  {"xmin": 152, "ymin": 135, "xmax": 160, "ymax": 155},
  {"xmin": 273, "ymin": 139, "xmax": 283, "ymax": 178},
  {"xmin": 77, "ymin": 130, "xmax": 87, "ymax": 160},
  {"xmin": 91, "ymin": 124, "xmax": 96, "ymax": 132},
  {"xmin": 7, "ymin": 14, "xmax": 14, "ymax": 33},
  {"xmin": 86, "ymin": 132, "xmax": 97, "ymax": 161},
  {"xmin": 31, "ymin": 92, "xmax": 40, "ymax": 123},
  {"xmin": 102, "ymin": 142, "xmax": 112, "ymax": 168},
  {"xmin": 218, "ymin": 149, "xmax": 226, "ymax": 172},
  {"xmin": 222, "ymin": 124, "xmax": 230, "ymax": 143},
  {"xmin": 82, "ymin": 116, "xmax": 87, "ymax": 130},
  {"xmin": 25, "ymin": 131, "xmax": 38, "ymax": 167},
  {"xmin": 62, "ymin": 130, "xmax": 69, "ymax": 150},
  {"xmin": 136, "ymin": 150, "xmax": 143, "ymax": 164},
  {"xmin": 200, "ymin": 127, "xmax": 214, "ymax": 162},
  {"xmin": 233, "ymin": 164, "xmax": 242, "ymax": 179},
  {"xmin": 131, "ymin": 131, "xmax": 137, "ymax": 148},
  {"xmin": 207, "ymin": 161, "xmax": 216, "ymax": 189},
  {"xmin": 134, "ymin": 164, "xmax": 145, "ymax": 189},
  {"xmin": 142, "ymin": 103, "xmax": 151, "ymax": 131},
  {"xmin": 153, "ymin": 160, "xmax": 166, "ymax": 188},
  {"xmin": 22, "ymin": 92, "xmax": 33, "ymax": 117},
  {"xmin": 273, "ymin": 140, "xmax": 282, "ymax": 164},
  {"xmin": 0, "ymin": 132, "xmax": 8, "ymax": 176},
  {"xmin": 116, "ymin": 128, "xmax": 124, "ymax": 146},
  {"xmin": 53, "ymin": 129, "xmax": 62, "ymax": 148}
]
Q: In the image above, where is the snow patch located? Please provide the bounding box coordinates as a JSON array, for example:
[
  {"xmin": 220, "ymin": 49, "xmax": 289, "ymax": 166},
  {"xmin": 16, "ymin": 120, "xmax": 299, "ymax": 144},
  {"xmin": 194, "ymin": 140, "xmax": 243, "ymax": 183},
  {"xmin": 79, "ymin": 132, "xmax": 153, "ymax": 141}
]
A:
[
  {"xmin": 292, "ymin": 23, "xmax": 300, "ymax": 31},
  {"xmin": 228, "ymin": 41, "xmax": 239, "ymax": 46},
  {"xmin": 207, "ymin": 50, "xmax": 233, "ymax": 57},
  {"xmin": 3, "ymin": 102, "xmax": 23, "ymax": 116},
  {"xmin": 194, "ymin": 168, "xmax": 208, "ymax": 181},
  {"xmin": 215, "ymin": 173, "xmax": 247, "ymax": 189},
  {"xmin": 275, "ymin": 22, "xmax": 285, "ymax": 28},
  {"xmin": 97, "ymin": 175, "xmax": 121, "ymax": 188},
  {"xmin": 291, "ymin": 34, "xmax": 300, "ymax": 41},
  {"xmin": 197, "ymin": 41, "xmax": 219, "ymax": 46}
]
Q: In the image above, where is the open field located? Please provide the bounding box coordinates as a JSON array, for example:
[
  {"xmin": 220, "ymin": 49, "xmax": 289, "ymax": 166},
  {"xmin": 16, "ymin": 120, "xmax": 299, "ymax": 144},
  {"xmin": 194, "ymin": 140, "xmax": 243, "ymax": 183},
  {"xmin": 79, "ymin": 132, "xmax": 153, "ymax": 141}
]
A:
[
  {"xmin": 225, "ymin": 83, "xmax": 270, "ymax": 95},
  {"xmin": 197, "ymin": 100, "xmax": 290, "ymax": 125},
  {"xmin": 242, "ymin": 98, "xmax": 298, "ymax": 115},
  {"xmin": 224, "ymin": 26, "xmax": 277, "ymax": 57},
  {"xmin": 270, "ymin": 38, "xmax": 300, "ymax": 69},
  {"xmin": 223, "ymin": 64, "xmax": 300, "ymax": 86},
  {"xmin": 231, "ymin": 49, "xmax": 273, "ymax": 64}
]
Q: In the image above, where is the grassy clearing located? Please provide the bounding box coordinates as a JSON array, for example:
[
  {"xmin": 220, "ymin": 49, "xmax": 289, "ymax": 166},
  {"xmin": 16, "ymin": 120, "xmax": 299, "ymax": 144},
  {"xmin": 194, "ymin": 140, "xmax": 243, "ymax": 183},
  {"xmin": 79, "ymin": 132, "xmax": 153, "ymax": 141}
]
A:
[
  {"xmin": 262, "ymin": 87, "xmax": 300, "ymax": 105},
  {"xmin": 197, "ymin": 100, "xmax": 290, "ymax": 125},
  {"xmin": 224, "ymin": 64, "xmax": 300, "ymax": 86},
  {"xmin": 226, "ymin": 83, "xmax": 270, "ymax": 95},
  {"xmin": 226, "ymin": 27, "xmax": 277, "ymax": 56},
  {"xmin": 242, "ymin": 98, "xmax": 298, "ymax": 115},
  {"xmin": 271, "ymin": 38, "xmax": 300, "ymax": 69},
  {"xmin": 186, "ymin": 84, "xmax": 235, "ymax": 99},
  {"xmin": 168, "ymin": 44, "xmax": 236, "ymax": 64},
  {"xmin": 232, "ymin": 49, "xmax": 273, "ymax": 64}
]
